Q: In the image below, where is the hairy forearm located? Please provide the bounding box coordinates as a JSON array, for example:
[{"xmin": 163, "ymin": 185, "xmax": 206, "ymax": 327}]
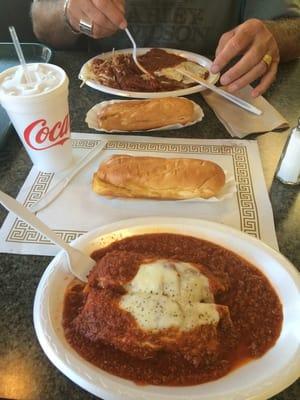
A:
[
  {"xmin": 264, "ymin": 18, "xmax": 300, "ymax": 62},
  {"xmin": 31, "ymin": 0, "xmax": 79, "ymax": 48}
]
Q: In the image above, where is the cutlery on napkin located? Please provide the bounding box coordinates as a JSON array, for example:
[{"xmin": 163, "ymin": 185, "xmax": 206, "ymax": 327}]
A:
[
  {"xmin": 202, "ymin": 85, "xmax": 289, "ymax": 138},
  {"xmin": 30, "ymin": 139, "xmax": 107, "ymax": 213},
  {"xmin": 176, "ymin": 68, "xmax": 262, "ymax": 116}
]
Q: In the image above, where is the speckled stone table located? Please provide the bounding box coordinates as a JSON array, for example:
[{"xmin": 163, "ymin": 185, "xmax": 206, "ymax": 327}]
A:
[{"xmin": 0, "ymin": 51, "xmax": 299, "ymax": 400}]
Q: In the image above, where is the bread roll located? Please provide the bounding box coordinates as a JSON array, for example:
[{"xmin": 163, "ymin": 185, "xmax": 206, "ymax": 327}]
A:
[
  {"xmin": 97, "ymin": 97, "xmax": 196, "ymax": 131},
  {"xmin": 93, "ymin": 155, "xmax": 225, "ymax": 200}
]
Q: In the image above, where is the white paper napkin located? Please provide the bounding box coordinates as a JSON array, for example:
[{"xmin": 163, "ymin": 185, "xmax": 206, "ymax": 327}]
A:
[{"xmin": 202, "ymin": 85, "xmax": 289, "ymax": 138}]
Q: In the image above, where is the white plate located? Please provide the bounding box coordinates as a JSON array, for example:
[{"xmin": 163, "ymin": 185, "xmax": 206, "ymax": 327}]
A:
[
  {"xmin": 33, "ymin": 217, "xmax": 300, "ymax": 400},
  {"xmin": 79, "ymin": 48, "xmax": 219, "ymax": 99}
]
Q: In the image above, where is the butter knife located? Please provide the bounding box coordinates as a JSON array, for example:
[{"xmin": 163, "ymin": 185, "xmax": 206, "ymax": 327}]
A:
[
  {"xmin": 176, "ymin": 68, "xmax": 262, "ymax": 116},
  {"xmin": 30, "ymin": 139, "xmax": 107, "ymax": 213}
]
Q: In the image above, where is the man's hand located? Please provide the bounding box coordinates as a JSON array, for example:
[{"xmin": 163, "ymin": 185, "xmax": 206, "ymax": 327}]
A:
[
  {"xmin": 211, "ymin": 19, "xmax": 280, "ymax": 97},
  {"xmin": 66, "ymin": 0, "xmax": 127, "ymax": 39}
]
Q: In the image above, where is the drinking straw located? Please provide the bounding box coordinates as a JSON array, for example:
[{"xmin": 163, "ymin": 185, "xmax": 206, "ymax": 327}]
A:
[{"xmin": 9, "ymin": 26, "xmax": 32, "ymax": 84}]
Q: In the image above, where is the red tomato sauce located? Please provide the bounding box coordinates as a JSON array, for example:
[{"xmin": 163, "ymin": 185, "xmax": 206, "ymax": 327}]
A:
[{"xmin": 63, "ymin": 233, "xmax": 282, "ymax": 386}]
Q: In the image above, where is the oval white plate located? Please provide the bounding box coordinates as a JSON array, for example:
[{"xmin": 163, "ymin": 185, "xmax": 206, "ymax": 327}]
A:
[
  {"xmin": 34, "ymin": 217, "xmax": 300, "ymax": 400},
  {"xmin": 85, "ymin": 98, "xmax": 204, "ymax": 133},
  {"xmin": 79, "ymin": 48, "xmax": 219, "ymax": 99}
]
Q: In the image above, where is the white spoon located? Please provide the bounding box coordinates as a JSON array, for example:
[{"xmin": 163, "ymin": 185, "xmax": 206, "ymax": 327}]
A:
[
  {"xmin": 124, "ymin": 28, "xmax": 151, "ymax": 76},
  {"xmin": 0, "ymin": 190, "xmax": 95, "ymax": 282}
]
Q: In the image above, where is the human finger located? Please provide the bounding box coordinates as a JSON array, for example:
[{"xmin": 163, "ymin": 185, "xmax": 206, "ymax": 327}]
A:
[
  {"xmin": 112, "ymin": 0, "xmax": 125, "ymax": 14},
  {"xmin": 69, "ymin": 0, "xmax": 120, "ymax": 37},
  {"xmin": 67, "ymin": 0, "xmax": 114, "ymax": 34},
  {"xmin": 92, "ymin": 0, "xmax": 127, "ymax": 29},
  {"xmin": 86, "ymin": 2, "xmax": 117, "ymax": 32},
  {"xmin": 87, "ymin": 8, "xmax": 117, "ymax": 34},
  {"xmin": 67, "ymin": 0, "xmax": 86, "ymax": 30},
  {"xmin": 215, "ymin": 30, "xmax": 235, "ymax": 57},
  {"xmin": 251, "ymin": 63, "xmax": 278, "ymax": 97},
  {"xmin": 92, "ymin": 19, "xmax": 119, "ymax": 38},
  {"xmin": 220, "ymin": 44, "xmax": 267, "ymax": 86},
  {"xmin": 211, "ymin": 29, "xmax": 252, "ymax": 74},
  {"xmin": 225, "ymin": 61, "xmax": 267, "ymax": 92}
]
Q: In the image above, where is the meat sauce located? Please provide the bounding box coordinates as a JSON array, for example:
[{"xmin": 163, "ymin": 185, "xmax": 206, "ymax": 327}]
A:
[
  {"xmin": 63, "ymin": 233, "xmax": 282, "ymax": 386},
  {"xmin": 91, "ymin": 48, "xmax": 207, "ymax": 92},
  {"xmin": 138, "ymin": 48, "xmax": 190, "ymax": 72}
]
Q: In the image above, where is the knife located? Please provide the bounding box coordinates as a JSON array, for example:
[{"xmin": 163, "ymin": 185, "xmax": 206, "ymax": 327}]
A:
[
  {"xmin": 176, "ymin": 68, "xmax": 262, "ymax": 116},
  {"xmin": 30, "ymin": 139, "xmax": 107, "ymax": 213}
]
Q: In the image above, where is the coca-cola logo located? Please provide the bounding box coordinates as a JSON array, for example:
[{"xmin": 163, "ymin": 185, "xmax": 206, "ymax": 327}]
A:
[{"xmin": 23, "ymin": 114, "xmax": 70, "ymax": 150}]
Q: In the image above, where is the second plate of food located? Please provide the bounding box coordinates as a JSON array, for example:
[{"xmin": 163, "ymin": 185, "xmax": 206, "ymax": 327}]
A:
[
  {"xmin": 86, "ymin": 97, "xmax": 204, "ymax": 133},
  {"xmin": 79, "ymin": 47, "xmax": 219, "ymax": 98},
  {"xmin": 91, "ymin": 153, "xmax": 236, "ymax": 203},
  {"xmin": 33, "ymin": 217, "xmax": 300, "ymax": 400}
]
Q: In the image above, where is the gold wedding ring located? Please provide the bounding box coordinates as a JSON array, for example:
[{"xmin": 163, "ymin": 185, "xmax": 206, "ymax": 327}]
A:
[
  {"xmin": 79, "ymin": 19, "xmax": 93, "ymax": 36},
  {"xmin": 262, "ymin": 54, "xmax": 273, "ymax": 68}
]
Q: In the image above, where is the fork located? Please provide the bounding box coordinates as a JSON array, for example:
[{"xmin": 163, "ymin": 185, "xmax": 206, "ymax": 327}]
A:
[
  {"xmin": 0, "ymin": 190, "xmax": 95, "ymax": 282},
  {"xmin": 176, "ymin": 68, "xmax": 262, "ymax": 116},
  {"xmin": 124, "ymin": 28, "xmax": 151, "ymax": 76}
]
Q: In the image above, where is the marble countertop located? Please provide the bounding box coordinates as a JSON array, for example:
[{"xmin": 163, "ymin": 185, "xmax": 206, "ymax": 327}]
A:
[{"xmin": 0, "ymin": 51, "xmax": 299, "ymax": 400}]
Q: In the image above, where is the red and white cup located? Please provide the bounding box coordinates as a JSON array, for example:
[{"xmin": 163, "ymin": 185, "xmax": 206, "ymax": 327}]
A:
[{"xmin": 0, "ymin": 63, "xmax": 73, "ymax": 172}]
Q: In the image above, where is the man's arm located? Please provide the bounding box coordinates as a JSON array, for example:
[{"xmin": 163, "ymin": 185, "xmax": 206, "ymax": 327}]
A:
[
  {"xmin": 264, "ymin": 18, "xmax": 300, "ymax": 62},
  {"xmin": 31, "ymin": 0, "xmax": 79, "ymax": 49}
]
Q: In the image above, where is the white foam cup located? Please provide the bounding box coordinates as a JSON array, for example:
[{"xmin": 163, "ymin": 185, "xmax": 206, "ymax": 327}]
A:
[{"xmin": 0, "ymin": 63, "xmax": 73, "ymax": 172}]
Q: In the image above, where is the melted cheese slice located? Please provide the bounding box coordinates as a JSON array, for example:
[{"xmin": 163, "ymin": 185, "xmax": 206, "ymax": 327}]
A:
[
  {"xmin": 155, "ymin": 61, "xmax": 208, "ymax": 84},
  {"xmin": 120, "ymin": 260, "xmax": 219, "ymax": 331}
]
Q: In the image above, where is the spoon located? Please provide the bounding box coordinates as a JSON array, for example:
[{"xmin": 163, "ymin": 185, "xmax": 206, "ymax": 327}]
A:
[
  {"xmin": 0, "ymin": 190, "xmax": 95, "ymax": 282},
  {"xmin": 124, "ymin": 28, "xmax": 152, "ymax": 76}
]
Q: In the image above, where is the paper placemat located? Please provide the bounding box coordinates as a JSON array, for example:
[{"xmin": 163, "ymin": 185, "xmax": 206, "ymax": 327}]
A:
[{"xmin": 0, "ymin": 132, "xmax": 278, "ymax": 255}]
